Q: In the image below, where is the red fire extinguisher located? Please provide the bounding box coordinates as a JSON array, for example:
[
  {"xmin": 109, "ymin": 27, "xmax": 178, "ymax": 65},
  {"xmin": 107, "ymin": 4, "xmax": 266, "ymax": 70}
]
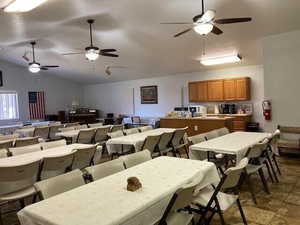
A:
[{"xmin": 262, "ymin": 100, "xmax": 271, "ymax": 121}]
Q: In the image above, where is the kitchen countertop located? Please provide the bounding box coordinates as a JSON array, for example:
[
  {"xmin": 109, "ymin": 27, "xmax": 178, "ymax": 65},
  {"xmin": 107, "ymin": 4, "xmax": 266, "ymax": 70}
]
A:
[{"xmin": 206, "ymin": 114, "xmax": 252, "ymax": 117}]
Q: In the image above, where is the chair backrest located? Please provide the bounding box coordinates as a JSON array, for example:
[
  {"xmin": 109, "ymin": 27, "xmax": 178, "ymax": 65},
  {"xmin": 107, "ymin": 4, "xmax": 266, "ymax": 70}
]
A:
[
  {"xmin": 216, "ymin": 127, "xmax": 230, "ymax": 136},
  {"xmin": 204, "ymin": 130, "xmax": 219, "ymax": 140},
  {"xmin": 246, "ymin": 139, "xmax": 269, "ymax": 159},
  {"xmin": 139, "ymin": 126, "xmax": 153, "ymax": 132},
  {"xmin": 132, "ymin": 116, "xmax": 141, "ymax": 123},
  {"xmin": 0, "ymin": 149, "xmax": 8, "ymax": 158},
  {"xmin": 14, "ymin": 137, "xmax": 39, "ymax": 147},
  {"xmin": 124, "ymin": 128, "xmax": 139, "ymax": 136},
  {"xmin": 121, "ymin": 150, "xmax": 152, "ymax": 169},
  {"xmin": 34, "ymin": 169, "xmax": 85, "ymax": 200},
  {"xmin": 76, "ymin": 129, "xmax": 96, "ymax": 144},
  {"xmin": 85, "ymin": 158, "xmax": 125, "ymax": 181},
  {"xmin": 41, "ymin": 139, "xmax": 67, "ymax": 150},
  {"xmin": 171, "ymin": 127, "xmax": 188, "ymax": 147},
  {"xmin": 0, "ymin": 140, "xmax": 14, "ymax": 150},
  {"xmin": 270, "ymin": 129, "xmax": 280, "ymax": 145},
  {"xmin": 0, "ymin": 159, "xmax": 40, "ymax": 196},
  {"xmin": 64, "ymin": 122, "xmax": 80, "ymax": 128},
  {"xmin": 9, "ymin": 144, "xmax": 41, "ymax": 156},
  {"xmin": 33, "ymin": 127, "xmax": 50, "ymax": 140},
  {"xmin": 71, "ymin": 145, "xmax": 97, "ymax": 170},
  {"xmin": 88, "ymin": 123, "xmax": 103, "ymax": 128},
  {"xmin": 39, "ymin": 152, "xmax": 74, "ymax": 180},
  {"xmin": 49, "ymin": 125, "xmax": 63, "ymax": 139},
  {"xmin": 110, "ymin": 125, "xmax": 124, "ymax": 132},
  {"xmin": 94, "ymin": 127, "xmax": 111, "ymax": 143},
  {"xmin": 75, "ymin": 124, "xmax": 88, "ymax": 130},
  {"xmin": 142, "ymin": 135, "xmax": 161, "ymax": 153},
  {"xmin": 222, "ymin": 158, "xmax": 249, "ymax": 189},
  {"xmin": 188, "ymin": 133, "xmax": 206, "ymax": 145},
  {"xmin": 158, "ymin": 132, "xmax": 174, "ymax": 151},
  {"xmin": 108, "ymin": 130, "xmax": 124, "ymax": 139}
]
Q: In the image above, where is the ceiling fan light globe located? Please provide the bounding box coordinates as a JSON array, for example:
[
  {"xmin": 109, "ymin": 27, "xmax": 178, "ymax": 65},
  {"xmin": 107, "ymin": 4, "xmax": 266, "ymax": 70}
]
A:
[
  {"xmin": 193, "ymin": 23, "xmax": 213, "ymax": 35},
  {"xmin": 85, "ymin": 48, "xmax": 99, "ymax": 61},
  {"xmin": 200, "ymin": 10, "xmax": 216, "ymax": 23},
  {"xmin": 28, "ymin": 63, "xmax": 40, "ymax": 73}
]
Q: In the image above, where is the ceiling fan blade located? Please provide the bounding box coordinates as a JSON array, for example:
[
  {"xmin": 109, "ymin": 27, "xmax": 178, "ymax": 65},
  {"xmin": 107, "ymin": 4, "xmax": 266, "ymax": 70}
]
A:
[
  {"xmin": 100, "ymin": 49, "xmax": 117, "ymax": 52},
  {"xmin": 42, "ymin": 65, "xmax": 59, "ymax": 68},
  {"xmin": 61, "ymin": 52, "xmax": 84, "ymax": 56},
  {"xmin": 211, "ymin": 25, "xmax": 223, "ymax": 35},
  {"xmin": 160, "ymin": 22, "xmax": 193, "ymax": 24},
  {"xmin": 40, "ymin": 67, "xmax": 49, "ymax": 70},
  {"xmin": 215, "ymin": 17, "xmax": 252, "ymax": 24},
  {"xmin": 174, "ymin": 28, "xmax": 192, "ymax": 37},
  {"xmin": 199, "ymin": 10, "xmax": 216, "ymax": 23},
  {"xmin": 100, "ymin": 53, "xmax": 119, "ymax": 57}
]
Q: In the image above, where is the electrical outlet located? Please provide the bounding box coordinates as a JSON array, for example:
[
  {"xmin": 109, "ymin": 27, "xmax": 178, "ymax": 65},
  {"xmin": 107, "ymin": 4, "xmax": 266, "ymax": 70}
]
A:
[{"xmin": 194, "ymin": 125, "xmax": 198, "ymax": 131}]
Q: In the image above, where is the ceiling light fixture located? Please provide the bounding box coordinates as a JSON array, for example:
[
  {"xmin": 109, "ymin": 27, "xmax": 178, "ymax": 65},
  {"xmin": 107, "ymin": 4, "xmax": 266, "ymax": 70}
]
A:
[
  {"xmin": 4, "ymin": 0, "xmax": 48, "ymax": 13},
  {"xmin": 200, "ymin": 55, "xmax": 242, "ymax": 66},
  {"xmin": 28, "ymin": 62, "xmax": 41, "ymax": 73},
  {"xmin": 193, "ymin": 23, "xmax": 214, "ymax": 35},
  {"xmin": 85, "ymin": 47, "xmax": 100, "ymax": 61}
]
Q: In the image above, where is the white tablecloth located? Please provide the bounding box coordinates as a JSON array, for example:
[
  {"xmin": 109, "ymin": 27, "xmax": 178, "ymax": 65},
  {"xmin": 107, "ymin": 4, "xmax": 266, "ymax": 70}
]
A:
[
  {"xmin": 106, "ymin": 128, "xmax": 175, "ymax": 155},
  {"xmin": 15, "ymin": 128, "xmax": 35, "ymax": 137},
  {"xmin": 189, "ymin": 131, "xmax": 271, "ymax": 163},
  {"xmin": 18, "ymin": 157, "xmax": 219, "ymax": 225},
  {"xmin": 0, "ymin": 144, "xmax": 102, "ymax": 166}
]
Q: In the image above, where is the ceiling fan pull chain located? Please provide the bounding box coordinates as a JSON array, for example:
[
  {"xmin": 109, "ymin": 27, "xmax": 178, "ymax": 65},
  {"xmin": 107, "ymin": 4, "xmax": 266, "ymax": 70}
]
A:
[{"xmin": 202, "ymin": 37, "xmax": 206, "ymax": 56}]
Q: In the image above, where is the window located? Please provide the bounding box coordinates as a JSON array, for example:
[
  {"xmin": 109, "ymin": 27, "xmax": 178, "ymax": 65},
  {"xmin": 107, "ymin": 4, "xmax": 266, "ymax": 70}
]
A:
[{"xmin": 0, "ymin": 91, "xmax": 19, "ymax": 120}]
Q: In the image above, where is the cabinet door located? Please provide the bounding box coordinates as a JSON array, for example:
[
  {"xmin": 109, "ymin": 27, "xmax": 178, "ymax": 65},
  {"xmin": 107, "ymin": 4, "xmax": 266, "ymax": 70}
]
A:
[
  {"xmin": 207, "ymin": 80, "xmax": 224, "ymax": 101},
  {"xmin": 236, "ymin": 78, "xmax": 250, "ymax": 100},
  {"xmin": 197, "ymin": 81, "xmax": 208, "ymax": 101},
  {"xmin": 188, "ymin": 82, "xmax": 199, "ymax": 102},
  {"xmin": 223, "ymin": 79, "xmax": 236, "ymax": 101}
]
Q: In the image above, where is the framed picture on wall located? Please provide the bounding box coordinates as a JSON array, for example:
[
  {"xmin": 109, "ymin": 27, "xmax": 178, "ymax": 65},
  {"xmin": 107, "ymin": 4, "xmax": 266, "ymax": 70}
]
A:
[
  {"xmin": 0, "ymin": 71, "xmax": 2, "ymax": 87},
  {"xmin": 141, "ymin": 85, "xmax": 158, "ymax": 104}
]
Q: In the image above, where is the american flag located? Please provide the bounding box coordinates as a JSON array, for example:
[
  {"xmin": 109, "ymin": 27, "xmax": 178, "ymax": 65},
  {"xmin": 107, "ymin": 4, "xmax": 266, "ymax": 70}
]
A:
[{"xmin": 28, "ymin": 92, "xmax": 45, "ymax": 120}]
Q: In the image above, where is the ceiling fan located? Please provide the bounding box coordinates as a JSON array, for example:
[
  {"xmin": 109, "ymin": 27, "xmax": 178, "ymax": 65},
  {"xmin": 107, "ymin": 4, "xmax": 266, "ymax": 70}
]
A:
[
  {"xmin": 24, "ymin": 41, "xmax": 59, "ymax": 73},
  {"xmin": 161, "ymin": 0, "xmax": 252, "ymax": 37},
  {"xmin": 62, "ymin": 19, "xmax": 119, "ymax": 61}
]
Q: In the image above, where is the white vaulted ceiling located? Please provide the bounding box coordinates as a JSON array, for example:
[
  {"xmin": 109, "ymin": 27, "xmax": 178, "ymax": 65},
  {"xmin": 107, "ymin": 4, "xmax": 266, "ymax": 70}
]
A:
[{"xmin": 0, "ymin": 0, "xmax": 299, "ymax": 84}]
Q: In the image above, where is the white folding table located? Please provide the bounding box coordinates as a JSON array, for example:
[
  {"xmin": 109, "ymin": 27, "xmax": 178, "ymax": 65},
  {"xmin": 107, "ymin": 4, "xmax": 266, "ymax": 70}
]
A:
[
  {"xmin": 106, "ymin": 128, "xmax": 175, "ymax": 155},
  {"xmin": 189, "ymin": 131, "xmax": 272, "ymax": 163},
  {"xmin": 18, "ymin": 157, "xmax": 219, "ymax": 225}
]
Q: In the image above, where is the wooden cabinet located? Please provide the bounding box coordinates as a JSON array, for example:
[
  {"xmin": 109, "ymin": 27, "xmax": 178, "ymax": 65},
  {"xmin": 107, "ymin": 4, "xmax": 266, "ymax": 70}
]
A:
[
  {"xmin": 235, "ymin": 78, "xmax": 250, "ymax": 100},
  {"xmin": 188, "ymin": 82, "xmax": 199, "ymax": 102},
  {"xmin": 207, "ymin": 80, "xmax": 224, "ymax": 101},
  {"xmin": 188, "ymin": 77, "xmax": 250, "ymax": 102},
  {"xmin": 231, "ymin": 115, "xmax": 252, "ymax": 131},
  {"xmin": 223, "ymin": 79, "xmax": 236, "ymax": 101}
]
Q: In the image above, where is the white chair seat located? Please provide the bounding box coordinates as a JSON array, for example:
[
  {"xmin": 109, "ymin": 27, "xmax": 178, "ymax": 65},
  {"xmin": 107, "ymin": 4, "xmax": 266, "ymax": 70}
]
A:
[
  {"xmin": 165, "ymin": 211, "xmax": 193, "ymax": 225},
  {"xmin": 193, "ymin": 187, "xmax": 238, "ymax": 211},
  {"xmin": 246, "ymin": 164, "xmax": 264, "ymax": 174},
  {"xmin": 0, "ymin": 186, "xmax": 36, "ymax": 202}
]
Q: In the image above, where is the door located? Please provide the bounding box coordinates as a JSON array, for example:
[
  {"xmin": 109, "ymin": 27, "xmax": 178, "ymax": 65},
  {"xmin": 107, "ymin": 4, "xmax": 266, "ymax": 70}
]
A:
[
  {"xmin": 236, "ymin": 78, "xmax": 250, "ymax": 100},
  {"xmin": 207, "ymin": 80, "xmax": 224, "ymax": 101},
  {"xmin": 197, "ymin": 81, "xmax": 208, "ymax": 101},
  {"xmin": 188, "ymin": 82, "xmax": 199, "ymax": 102},
  {"xmin": 223, "ymin": 79, "xmax": 236, "ymax": 101}
]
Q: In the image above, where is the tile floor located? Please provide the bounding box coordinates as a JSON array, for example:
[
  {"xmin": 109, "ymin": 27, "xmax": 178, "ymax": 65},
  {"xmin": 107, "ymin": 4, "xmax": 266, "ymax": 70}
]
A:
[{"xmin": 1, "ymin": 154, "xmax": 300, "ymax": 225}]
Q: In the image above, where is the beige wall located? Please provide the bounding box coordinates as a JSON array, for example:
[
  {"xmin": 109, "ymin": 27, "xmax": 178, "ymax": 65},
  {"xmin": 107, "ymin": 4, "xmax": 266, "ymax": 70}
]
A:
[{"xmin": 263, "ymin": 30, "xmax": 300, "ymax": 131}]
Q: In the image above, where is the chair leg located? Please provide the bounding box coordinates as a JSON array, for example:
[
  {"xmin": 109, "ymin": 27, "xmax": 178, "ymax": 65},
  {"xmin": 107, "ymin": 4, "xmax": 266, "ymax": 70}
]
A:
[
  {"xmin": 258, "ymin": 168, "xmax": 270, "ymax": 194},
  {"xmin": 0, "ymin": 205, "xmax": 3, "ymax": 225},
  {"xmin": 264, "ymin": 161, "xmax": 275, "ymax": 183},
  {"xmin": 267, "ymin": 156, "xmax": 279, "ymax": 183},
  {"xmin": 273, "ymin": 155, "xmax": 282, "ymax": 175},
  {"xmin": 245, "ymin": 174, "xmax": 257, "ymax": 204},
  {"xmin": 236, "ymin": 198, "xmax": 248, "ymax": 225},
  {"xmin": 215, "ymin": 202, "xmax": 226, "ymax": 225},
  {"xmin": 20, "ymin": 199, "xmax": 25, "ymax": 209},
  {"xmin": 184, "ymin": 145, "xmax": 190, "ymax": 159}
]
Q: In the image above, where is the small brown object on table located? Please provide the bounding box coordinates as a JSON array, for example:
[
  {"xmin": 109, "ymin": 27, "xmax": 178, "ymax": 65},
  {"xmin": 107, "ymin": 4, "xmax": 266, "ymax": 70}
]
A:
[{"xmin": 127, "ymin": 177, "xmax": 142, "ymax": 192}]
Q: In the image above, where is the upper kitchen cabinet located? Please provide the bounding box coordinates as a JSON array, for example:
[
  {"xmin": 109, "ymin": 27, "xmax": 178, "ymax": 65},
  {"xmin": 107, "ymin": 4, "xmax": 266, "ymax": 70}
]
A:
[
  {"xmin": 235, "ymin": 77, "xmax": 251, "ymax": 100},
  {"xmin": 188, "ymin": 77, "xmax": 251, "ymax": 102},
  {"xmin": 207, "ymin": 80, "xmax": 224, "ymax": 101},
  {"xmin": 223, "ymin": 79, "xmax": 237, "ymax": 101}
]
